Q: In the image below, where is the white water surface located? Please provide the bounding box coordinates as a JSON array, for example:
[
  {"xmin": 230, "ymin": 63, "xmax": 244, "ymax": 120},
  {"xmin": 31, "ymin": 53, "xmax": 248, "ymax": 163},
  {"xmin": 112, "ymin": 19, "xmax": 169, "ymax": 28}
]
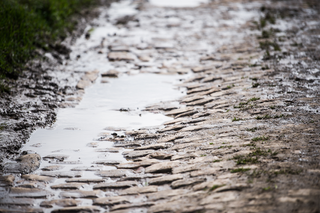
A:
[
  {"xmin": 23, "ymin": 74, "xmax": 184, "ymax": 175},
  {"xmin": 149, "ymin": 0, "xmax": 209, "ymax": 7}
]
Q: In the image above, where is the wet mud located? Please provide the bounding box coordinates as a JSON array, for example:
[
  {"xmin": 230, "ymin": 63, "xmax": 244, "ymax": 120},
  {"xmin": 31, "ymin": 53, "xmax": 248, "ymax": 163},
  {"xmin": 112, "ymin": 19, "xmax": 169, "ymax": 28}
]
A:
[{"xmin": 1, "ymin": 0, "xmax": 320, "ymax": 212}]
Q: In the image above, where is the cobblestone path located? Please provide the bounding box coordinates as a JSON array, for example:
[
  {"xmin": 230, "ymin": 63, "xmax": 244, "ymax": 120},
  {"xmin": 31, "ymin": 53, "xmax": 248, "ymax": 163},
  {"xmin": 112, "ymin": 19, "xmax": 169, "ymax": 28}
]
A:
[{"xmin": 1, "ymin": 0, "xmax": 320, "ymax": 212}]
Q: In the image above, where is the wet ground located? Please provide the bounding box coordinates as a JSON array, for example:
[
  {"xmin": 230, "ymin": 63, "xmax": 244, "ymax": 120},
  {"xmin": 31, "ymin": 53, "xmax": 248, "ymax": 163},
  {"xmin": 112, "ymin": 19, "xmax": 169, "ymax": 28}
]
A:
[{"xmin": 0, "ymin": 0, "xmax": 320, "ymax": 212}]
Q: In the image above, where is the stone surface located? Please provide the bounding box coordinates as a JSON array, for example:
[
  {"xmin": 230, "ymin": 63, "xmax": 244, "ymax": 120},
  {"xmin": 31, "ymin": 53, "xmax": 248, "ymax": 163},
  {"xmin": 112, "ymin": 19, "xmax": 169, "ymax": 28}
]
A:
[
  {"xmin": 93, "ymin": 181, "xmax": 137, "ymax": 189},
  {"xmin": 108, "ymin": 52, "xmax": 135, "ymax": 61},
  {"xmin": 95, "ymin": 169, "xmax": 133, "ymax": 178},
  {"xmin": 9, "ymin": 187, "xmax": 53, "ymax": 198},
  {"xmin": 93, "ymin": 196, "xmax": 129, "ymax": 206},
  {"xmin": 40, "ymin": 199, "xmax": 81, "ymax": 208},
  {"xmin": 148, "ymin": 174, "xmax": 184, "ymax": 185},
  {"xmin": 145, "ymin": 162, "xmax": 180, "ymax": 173},
  {"xmin": 50, "ymin": 183, "xmax": 85, "ymax": 190},
  {"xmin": 21, "ymin": 174, "xmax": 55, "ymax": 183},
  {"xmin": 59, "ymin": 190, "xmax": 103, "ymax": 198},
  {"xmin": 119, "ymin": 186, "xmax": 158, "ymax": 195},
  {"xmin": 3, "ymin": 154, "xmax": 41, "ymax": 174},
  {"xmin": 51, "ymin": 206, "xmax": 102, "ymax": 213}
]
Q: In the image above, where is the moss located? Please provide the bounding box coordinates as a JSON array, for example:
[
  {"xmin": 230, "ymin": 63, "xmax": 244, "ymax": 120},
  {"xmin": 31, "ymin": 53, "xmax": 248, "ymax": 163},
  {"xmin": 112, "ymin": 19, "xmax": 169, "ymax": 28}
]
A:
[
  {"xmin": 232, "ymin": 117, "xmax": 242, "ymax": 122},
  {"xmin": 251, "ymin": 136, "xmax": 269, "ymax": 141},
  {"xmin": 230, "ymin": 168, "xmax": 251, "ymax": 173},
  {"xmin": 209, "ymin": 184, "xmax": 226, "ymax": 191}
]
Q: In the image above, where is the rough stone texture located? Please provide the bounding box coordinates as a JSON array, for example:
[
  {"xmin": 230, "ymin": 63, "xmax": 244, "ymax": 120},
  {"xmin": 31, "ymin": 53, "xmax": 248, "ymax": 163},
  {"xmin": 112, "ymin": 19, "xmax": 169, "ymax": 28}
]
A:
[{"xmin": 3, "ymin": 154, "xmax": 41, "ymax": 174}]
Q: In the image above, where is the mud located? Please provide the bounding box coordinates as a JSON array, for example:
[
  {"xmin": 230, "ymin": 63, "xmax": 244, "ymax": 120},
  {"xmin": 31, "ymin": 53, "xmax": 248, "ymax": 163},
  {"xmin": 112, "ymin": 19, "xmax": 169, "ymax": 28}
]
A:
[{"xmin": 1, "ymin": 0, "xmax": 320, "ymax": 212}]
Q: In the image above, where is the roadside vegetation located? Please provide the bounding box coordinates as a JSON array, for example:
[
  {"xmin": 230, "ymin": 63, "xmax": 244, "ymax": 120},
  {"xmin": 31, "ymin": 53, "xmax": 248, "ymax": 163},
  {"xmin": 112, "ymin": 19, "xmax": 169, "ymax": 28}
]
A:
[{"xmin": 0, "ymin": 0, "xmax": 97, "ymax": 93}]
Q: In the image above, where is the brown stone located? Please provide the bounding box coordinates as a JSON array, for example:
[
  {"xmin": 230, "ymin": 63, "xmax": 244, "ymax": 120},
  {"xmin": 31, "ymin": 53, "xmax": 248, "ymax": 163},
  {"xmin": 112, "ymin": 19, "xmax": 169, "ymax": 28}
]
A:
[
  {"xmin": 148, "ymin": 174, "xmax": 184, "ymax": 185},
  {"xmin": 119, "ymin": 186, "xmax": 158, "ymax": 195},
  {"xmin": 93, "ymin": 181, "xmax": 137, "ymax": 189},
  {"xmin": 145, "ymin": 161, "xmax": 180, "ymax": 173}
]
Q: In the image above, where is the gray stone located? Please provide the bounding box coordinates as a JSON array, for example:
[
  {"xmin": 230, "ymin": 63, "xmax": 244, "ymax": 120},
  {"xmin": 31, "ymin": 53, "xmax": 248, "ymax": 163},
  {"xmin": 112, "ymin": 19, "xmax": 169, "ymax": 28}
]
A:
[
  {"xmin": 60, "ymin": 190, "xmax": 103, "ymax": 199},
  {"xmin": 40, "ymin": 199, "xmax": 81, "ymax": 208},
  {"xmin": 95, "ymin": 169, "xmax": 133, "ymax": 178},
  {"xmin": 108, "ymin": 52, "xmax": 135, "ymax": 61},
  {"xmin": 172, "ymin": 164, "xmax": 200, "ymax": 174},
  {"xmin": 43, "ymin": 154, "xmax": 69, "ymax": 161},
  {"xmin": 101, "ymin": 70, "xmax": 119, "ymax": 78},
  {"xmin": 93, "ymin": 181, "xmax": 137, "ymax": 189},
  {"xmin": 148, "ymin": 174, "xmax": 183, "ymax": 185},
  {"xmin": 191, "ymin": 67, "xmax": 212, "ymax": 73},
  {"xmin": 9, "ymin": 187, "xmax": 53, "ymax": 199},
  {"xmin": 76, "ymin": 79, "xmax": 91, "ymax": 89},
  {"xmin": 40, "ymin": 171, "xmax": 82, "ymax": 178},
  {"xmin": 65, "ymin": 178, "xmax": 105, "ymax": 183},
  {"xmin": 134, "ymin": 143, "xmax": 170, "ymax": 150},
  {"xmin": 150, "ymin": 152, "xmax": 173, "ymax": 159},
  {"xmin": 145, "ymin": 161, "xmax": 180, "ymax": 173},
  {"xmin": 122, "ymin": 150, "xmax": 153, "ymax": 158},
  {"xmin": 92, "ymin": 160, "xmax": 121, "ymax": 166},
  {"xmin": 4, "ymin": 154, "xmax": 41, "ymax": 174},
  {"xmin": 193, "ymin": 179, "xmax": 229, "ymax": 191},
  {"xmin": 51, "ymin": 206, "xmax": 102, "ymax": 213},
  {"xmin": 147, "ymin": 189, "xmax": 189, "ymax": 201},
  {"xmin": 119, "ymin": 186, "xmax": 158, "ymax": 195},
  {"xmin": 21, "ymin": 174, "xmax": 55, "ymax": 183},
  {"xmin": 41, "ymin": 165, "xmax": 64, "ymax": 171},
  {"xmin": 171, "ymin": 177, "xmax": 206, "ymax": 189},
  {"xmin": 200, "ymin": 191, "xmax": 238, "ymax": 204},
  {"xmin": 190, "ymin": 168, "xmax": 218, "ymax": 177},
  {"xmin": 157, "ymin": 124, "xmax": 185, "ymax": 133},
  {"xmin": 50, "ymin": 183, "xmax": 85, "ymax": 190},
  {"xmin": 0, "ymin": 198, "xmax": 35, "ymax": 206},
  {"xmin": 0, "ymin": 175, "xmax": 15, "ymax": 186},
  {"xmin": 165, "ymin": 107, "xmax": 194, "ymax": 116},
  {"xmin": 111, "ymin": 202, "xmax": 155, "ymax": 211},
  {"xmin": 93, "ymin": 196, "xmax": 129, "ymax": 206}
]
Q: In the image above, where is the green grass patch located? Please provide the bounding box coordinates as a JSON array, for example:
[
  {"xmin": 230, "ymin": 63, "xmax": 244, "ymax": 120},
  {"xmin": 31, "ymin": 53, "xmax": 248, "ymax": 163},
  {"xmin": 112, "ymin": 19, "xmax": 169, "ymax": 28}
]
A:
[
  {"xmin": 251, "ymin": 136, "xmax": 269, "ymax": 142},
  {"xmin": 209, "ymin": 184, "xmax": 226, "ymax": 191},
  {"xmin": 232, "ymin": 117, "xmax": 242, "ymax": 122},
  {"xmin": 0, "ymin": 0, "xmax": 96, "ymax": 92},
  {"xmin": 246, "ymin": 127, "xmax": 258, "ymax": 132},
  {"xmin": 213, "ymin": 160, "xmax": 222, "ymax": 163},
  {"xmin": 230, "ymin": 168, "xmax": 251, "ymax": 173}
]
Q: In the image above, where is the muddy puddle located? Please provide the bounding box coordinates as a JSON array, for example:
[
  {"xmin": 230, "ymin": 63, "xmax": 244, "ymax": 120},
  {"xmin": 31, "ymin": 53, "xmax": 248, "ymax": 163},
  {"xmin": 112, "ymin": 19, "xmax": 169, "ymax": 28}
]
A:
[{"xmin": 22, "ymin": 73, "xmax": 187, "ymax": 177}]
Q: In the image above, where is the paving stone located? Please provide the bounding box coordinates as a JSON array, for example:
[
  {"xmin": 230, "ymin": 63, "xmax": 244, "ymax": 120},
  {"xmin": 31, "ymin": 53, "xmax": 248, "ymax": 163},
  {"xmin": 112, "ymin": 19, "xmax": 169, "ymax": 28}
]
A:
[
  {"xmin": 190, "ymin": 168, "xmax": 218, "ymax": 177},
  {"xmin": 191, "ymin": 67, "xmax": 213, "ymax": 73},
  {"xmin": 92, "ymin": 160, "xmax": 121, "ymax": 166},
  {"xmin": 148, "ymin": 174, "xmax": 184, "ymax": 185},
  {"xmin": 115, "ymin": 162, "xmax": 141, "ymax": 169},
  {"xmin": 93, "ymin": 196, "xmax": 130, "ymax": 206},
  {"xmin": 0, "ymin": 208, "xmax": 44, "ymax": 213},
  {"xmin": 193, "ymin": 179, "xmax": 230, "ymax": 191},
  {"xmin": 171, "ymin": 177, "xmax": 206, "ymax": 189},
  {"xmin": 180, "ymin": 125, "xmax": 206, "ymax": 132},
  {"xmin": 0, "ymin": 175, "xmax": 15, "ymax": 186},
  {"xmin": 40, "ymin": 171, "xmax": 82, "ymax": 178},
  {"xmin": 163, "ymin": 118, "xmax": 188, "ymax": 126},
  {"xmin": 172, "ymin": 164, "xmax": 200, "ymax": 174},
  {"xmin": 71, "ymin": 166, "xmax": 102, "ymax": 171},
  {"xmin": 122, "ymin": 150, "xmax": 153, "ymax": 158},
  {"xmin": 186, "ymin": 97, "xmax": 216, "ymax": 106},
  {"xmin": 157, "ymin": 124, "xmax": 185, "ymax": 133},
  {"xmin": 150, "ymin": 152, "xmax": 173, "ymax": 159},
  {"xmin": 119, "ymin": 186, "xmax": 158, "ymax": 195},
  {"xmin": 93, "ymin": 181, "xmax": 137, "ymax": 189},
  {"xmin": 40, "ymin": 199, "xmax": 81, "ymax": 208},
  {"xmin": 43, "ymin": 154, "xmax": 69, "ymax": 161},
  {"xmin": 3, "ymin": 154, "xmax": 41, "ymax": 174},
  {"xmin": 65, "ymin": 178, "xmax": 105, "ymax": 183},
  {"xmin": 187, "ymin": 86, "xmax": 216, "ymax": 95},
  {"xmin": 165, "ymin": 107, "xmax": 194, "ymax": 116},
  {"xmin": 215, "ymin": 183, "xmax": 250, "ymax": 192},
  {"xmin": 108, "ymin": 52, "xmax": 135, "ymax": 61},
  {"xmin": 200, "ymin": 191, "xmax": 238, "ymax": 204},
  {"xmin": 171, "ymin": 153, "xmax": 198, "ymax": 161},
  {"xmin": 0, "ymin": 198, "xmax": 35, "ymax": 206},
  {"xmin": 134, "ymin": 143, "xmax": 170, "ymax": 150},
  {"xmin": 288, "ymin": 189, "xmax": 320, "ymax": 196},
  {"xmin": 101, "ymin": 70, "xmax": 119, "ymax": 78},
  {"xmin": 95, "ymin": 169, "xmax": 133, "ymax": 178},
  {"xmin": 50, "ymin": 183, "xmax": 85, "ymax": 190},
  {"xmin": 51, "ymin": 206, "xmax": 102, "ymax": 213},
  {"xmin": 41, "ymin": 165, "xmax": 64, "ymax": 171},
  {"xmin": 145, "ymin": 161, "xmax": 180, "ymax": 173},
  {"xmin": 147, "ymin": 200, "xmax": 199, "ymax": 213},
  {"xmin": 21, "ymin": 174, "xmax": 55, "ymax": 183},
  {"xmin": 9, "ymin": 187, "xmax": 53, "ymax": 199},
  {"xmin": 60, "ymin": 190, "xmax": 103, "ymax": 198},
  {"xmin": 122, "ymin": 174, "xmax": 162, "ymax": 181},
  {"xmin": 111, "ymin": 202, "xmax": 155, "ymax": 211},
  {"xmin": 202, "ymin": 76, "xmax": 223, "ymax": 83}
]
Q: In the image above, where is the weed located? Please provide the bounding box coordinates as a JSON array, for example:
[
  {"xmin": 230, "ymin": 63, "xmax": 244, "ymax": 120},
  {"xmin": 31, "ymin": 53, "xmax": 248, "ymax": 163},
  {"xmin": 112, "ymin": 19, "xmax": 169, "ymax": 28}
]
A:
[
  {"xmin": 263, "ymin": 186, "xmax": 272, "ymax": 191},
  {"xmin": 256, "ymin": 114, "xmax": 272, "ymax": 120},
  {"xmin": 261, "ymin": 65, "xmax": 270, "ymax": 70},
  {"xmin": 259, "ymin": 41, "xmax": 281, "ymax": 51},
  {"xmin": 246, "ymin": 127, "xmax": 258, "ymax": 132},
  {"xmin": 232, "ymin": 117, "xmax": 242, "ymax": 122},
  {"xmin": 200, "ymin": 154, "xmax": 207, "ymax": 157},
  {"xmin": 252, "ymin": 83, "xmax": 260, "ymax": 88},
  {"xmin": 233, "ymin": 155, "xmax": 259, "ymax": 165},
  {"xmin": 251, "ymin": 136, "xmax": 269, "ymax": 141},
  {"xmin": 209, "ymin": 184, "xmax": 226, "ymax": 191},
  {"xmin": 209, "ymin": 143, "xmax": 213, "ymax": 145},
  {"xmin": 213, "ymin": 160, "xmax": 222, "ymax": 163},
  {"xmin": 230, "ymin": 168, "xmax": 251, "ymax": 173},
  {"xmin": 218, "ymin": 145, "xmax": 233, "ymax": 149}
]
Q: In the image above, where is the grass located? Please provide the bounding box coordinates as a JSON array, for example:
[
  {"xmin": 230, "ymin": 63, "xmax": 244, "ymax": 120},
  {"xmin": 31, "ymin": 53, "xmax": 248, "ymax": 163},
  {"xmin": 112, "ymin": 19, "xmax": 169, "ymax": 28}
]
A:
[
  {"xmin": 213, "ymin": 160, "xmax": 222, "ymax": 163},
  {"xmin": 246, "ymin": 127, "xmax": 258, "ymax": 132},
  {"xmin": 0, "ymin": 0, "xmax": 96, "ymax": 92},
  {"xmin": 251, "ymin": 136, "xmax": 269, "ymax": 142},
  {"xmin": 256, "ymin": 114, "xmax": 284, "ymax": 120},
  {"xmin": 232, "ymin": 117, "xmax": 242, "ymax": 122},
  {"xmin": 230, "ymin": 168, "xmax": 251, "ymax": 173},
  {"xmin": 233, "ymin": 148, "xmax": 277, "ymax": 165},
  {"xmin": 209, "ymin": 184, "xmax": 226, "ymax": 191},
  {"xmin": 234, "ymin": 97, "xmax": 260, "ymax": 109}
]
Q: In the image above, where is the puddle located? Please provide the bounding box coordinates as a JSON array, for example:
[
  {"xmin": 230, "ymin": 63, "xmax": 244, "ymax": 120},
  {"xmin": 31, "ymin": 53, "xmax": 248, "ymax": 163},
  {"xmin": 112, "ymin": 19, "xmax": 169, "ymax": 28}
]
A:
[
  {"xmin": 149, "ymin": 0, "xmax": 210, "ymax": 7},
  {"xmin": 22, "ymin": 73, "xmax": 186, "ymax": 176}
]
